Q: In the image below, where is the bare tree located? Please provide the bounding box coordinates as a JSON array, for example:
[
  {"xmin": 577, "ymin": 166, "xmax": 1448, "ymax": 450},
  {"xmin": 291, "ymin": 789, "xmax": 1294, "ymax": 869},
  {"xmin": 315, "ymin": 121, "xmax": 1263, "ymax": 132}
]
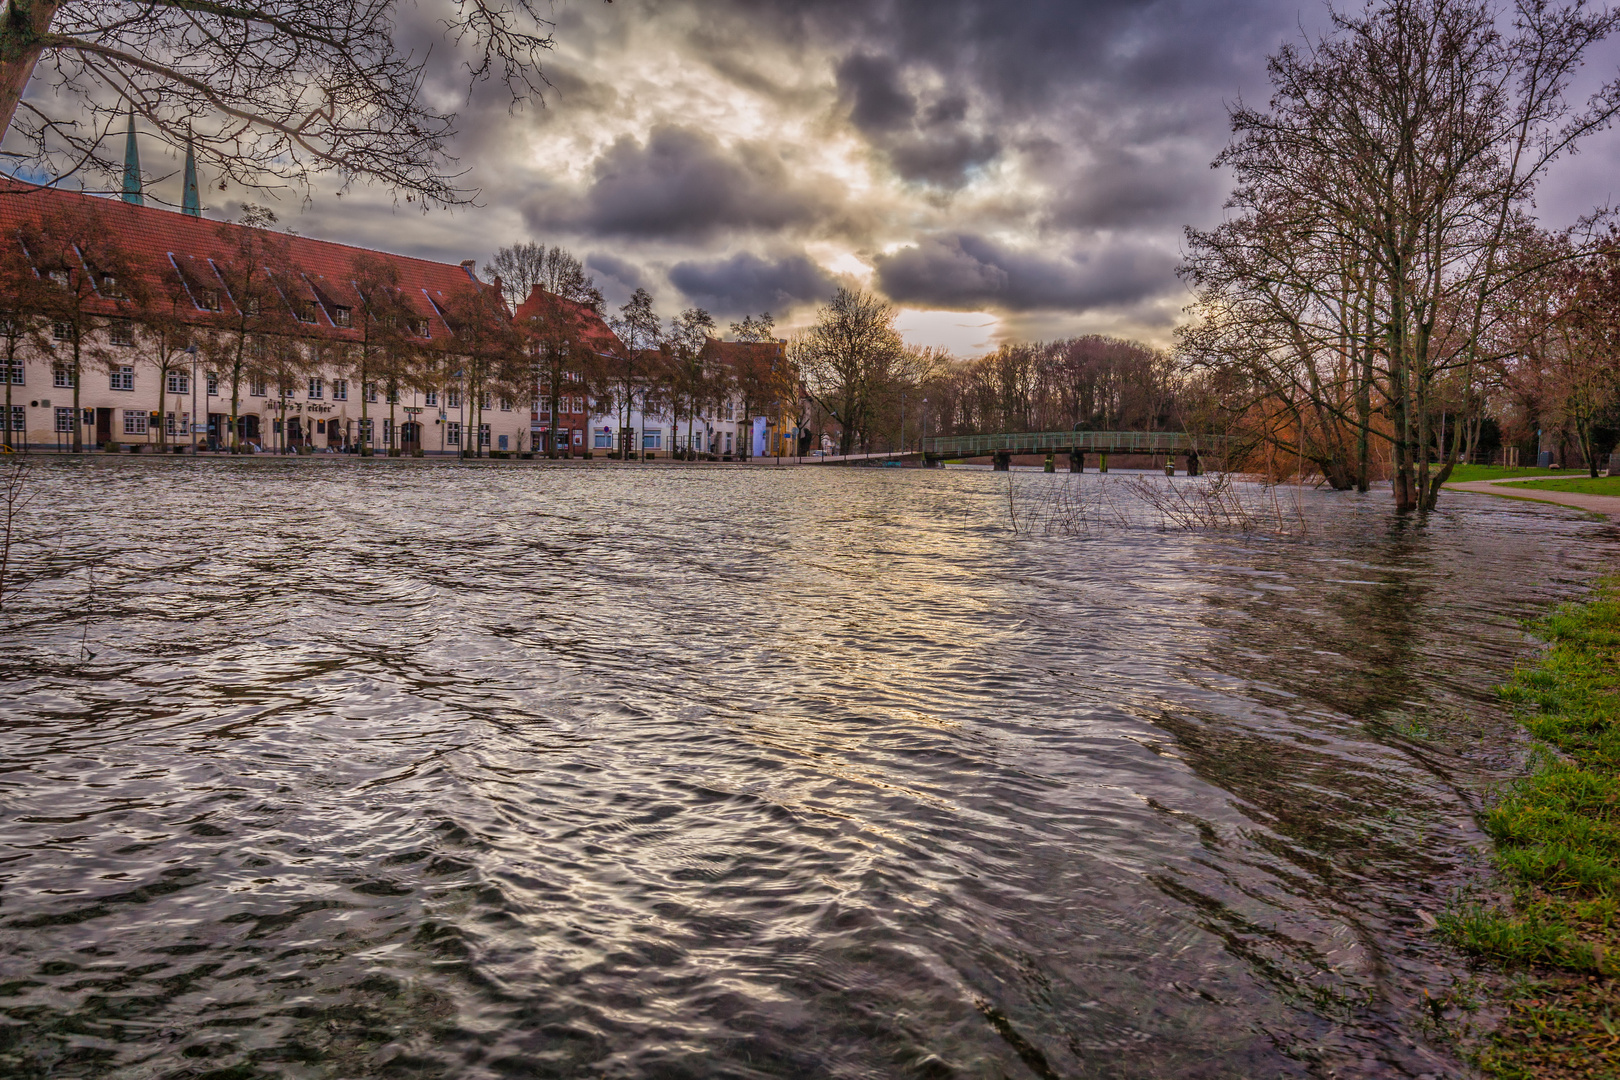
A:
[
  {"xmin": 486, "ymin": 243, "xmax": 604, "ymax": 313},
  {"xmin": 0, "ymin": 0, "xmax": 598, "ymax": 201},
  {"xmin": 607, "ymin": 287, "xmax": 660, "ymax": 461},
  {"xmin": 1182, "ymin": 0, "xmax": 1620, "ymax": 512},
  {"xmin": 19, "ymin": 197, "xmax": 145, "ymax": 452},
  {"xmin": 196, "ymin": 208, "xmax": 300, "ymax": 452},
  {"xmin": 793, "ymin": 287, "xmax": 932, "ymax": 455}
]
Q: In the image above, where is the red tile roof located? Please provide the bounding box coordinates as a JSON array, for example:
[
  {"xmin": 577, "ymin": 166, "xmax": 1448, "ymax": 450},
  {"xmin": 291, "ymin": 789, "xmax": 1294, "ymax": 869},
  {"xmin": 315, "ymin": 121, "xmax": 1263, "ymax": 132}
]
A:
[
  {"xmin": 0, "ymin": 180, "xmax": 494, "ymax": 341},
  {"xmin": 511, "ymin": 285, "xmax": 625, "ymax": 356}
]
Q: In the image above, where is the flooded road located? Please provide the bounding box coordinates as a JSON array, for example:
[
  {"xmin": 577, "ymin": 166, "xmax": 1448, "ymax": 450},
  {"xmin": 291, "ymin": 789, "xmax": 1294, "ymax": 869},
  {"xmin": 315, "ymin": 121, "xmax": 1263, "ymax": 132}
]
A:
[{"xmin": 0, "ymin": 459, "xmax": 1612, "ymax": 1079}]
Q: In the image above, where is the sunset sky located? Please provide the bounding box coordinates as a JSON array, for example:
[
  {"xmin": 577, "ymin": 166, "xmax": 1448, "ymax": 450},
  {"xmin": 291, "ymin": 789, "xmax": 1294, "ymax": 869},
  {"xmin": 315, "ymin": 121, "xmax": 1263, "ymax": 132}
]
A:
[{"xmin": 132, "ymin": 0, "xmax": 1620, "ymax": 353}]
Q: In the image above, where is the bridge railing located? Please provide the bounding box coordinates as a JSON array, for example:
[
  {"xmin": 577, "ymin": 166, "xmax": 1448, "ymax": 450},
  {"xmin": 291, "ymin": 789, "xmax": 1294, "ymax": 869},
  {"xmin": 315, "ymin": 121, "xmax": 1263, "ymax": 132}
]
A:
[{"xmin": 923, "ymin": 431, "xmax": 1227, "ymax": 458}]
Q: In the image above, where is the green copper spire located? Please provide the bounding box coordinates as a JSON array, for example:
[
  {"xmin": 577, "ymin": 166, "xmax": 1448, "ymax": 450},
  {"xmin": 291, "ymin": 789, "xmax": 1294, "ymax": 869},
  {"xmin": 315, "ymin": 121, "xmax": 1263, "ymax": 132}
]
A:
[
  {"xmin": 120, "ymin": 108, "xmax": 142, "ymax": 206},
  {"xmin": 182, "ymin": 135, "xmax": 200, "ymax": 217}
]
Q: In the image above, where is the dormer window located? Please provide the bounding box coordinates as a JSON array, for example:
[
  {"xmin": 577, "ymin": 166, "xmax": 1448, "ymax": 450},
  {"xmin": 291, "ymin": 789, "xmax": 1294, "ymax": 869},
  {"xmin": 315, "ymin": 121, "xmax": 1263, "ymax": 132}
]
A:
[
  {"xmin": 409, "ymin": 317, "xmax": 431, "ymax": 338},
  {"xmin": 331, "ymin": 306, "xmax": 351, "ymax": 328},
  {"xmin": 98, "ymin": 273, "xmax": 126, "ymax": 298},
  {"xmin": 48, "ymin": 269, "xmax": 68, "ymax": 287},
  {"xmin": 243, "ymin": 296, "xmax": 260, "ymax": 316},
  {"xmin": 296, "ymin": 300, "xmax": 317, "ymax": 323},
  {"xmin": 197, "ymin": 288, "xmax": 222, "ymax": 312}
]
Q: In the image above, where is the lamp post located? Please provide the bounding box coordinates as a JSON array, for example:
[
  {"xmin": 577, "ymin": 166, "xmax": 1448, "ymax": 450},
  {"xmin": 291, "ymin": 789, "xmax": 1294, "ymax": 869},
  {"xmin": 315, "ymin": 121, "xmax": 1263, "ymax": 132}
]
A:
[{"xmin": 921, "ymin": 396, "xmax": 928, "ymax": 467}]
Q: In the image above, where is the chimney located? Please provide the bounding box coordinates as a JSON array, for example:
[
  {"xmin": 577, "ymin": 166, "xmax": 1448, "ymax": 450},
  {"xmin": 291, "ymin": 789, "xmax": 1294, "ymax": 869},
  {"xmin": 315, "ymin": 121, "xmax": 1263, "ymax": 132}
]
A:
[{"xmin": 460, "ymin": 259, "xmax": 478, "ymax": 282}]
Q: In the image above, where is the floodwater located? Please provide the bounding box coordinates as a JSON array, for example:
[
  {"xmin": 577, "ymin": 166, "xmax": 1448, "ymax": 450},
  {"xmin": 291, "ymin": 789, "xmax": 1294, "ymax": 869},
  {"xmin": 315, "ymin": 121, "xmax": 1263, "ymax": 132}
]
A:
[{"xmin": 0, "ymin": 459, "xmax": 1612, "ymax": 1080}]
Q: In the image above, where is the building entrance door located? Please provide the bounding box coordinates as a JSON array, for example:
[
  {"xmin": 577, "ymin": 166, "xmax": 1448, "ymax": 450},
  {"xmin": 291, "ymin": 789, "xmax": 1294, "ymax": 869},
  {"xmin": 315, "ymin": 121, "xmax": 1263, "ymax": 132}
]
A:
[
  {"xmin": 401, "ymin": 422, "xmax": 421, "ymax": 452},
  {"xmin": 95, "ymin": 407, "xmax": 112, "ymax": 445}
]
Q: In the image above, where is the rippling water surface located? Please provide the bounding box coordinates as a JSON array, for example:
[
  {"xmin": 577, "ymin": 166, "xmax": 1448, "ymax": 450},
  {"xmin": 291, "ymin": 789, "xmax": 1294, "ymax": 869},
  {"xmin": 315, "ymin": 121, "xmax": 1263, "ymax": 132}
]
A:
[{"xmin": 1, "ymin": 458, "xmax": 1615, "ymax": 1079}]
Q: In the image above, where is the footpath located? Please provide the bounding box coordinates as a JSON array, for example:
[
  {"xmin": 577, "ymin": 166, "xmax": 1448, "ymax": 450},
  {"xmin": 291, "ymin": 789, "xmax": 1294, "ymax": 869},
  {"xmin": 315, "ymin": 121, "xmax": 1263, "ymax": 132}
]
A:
[{"xmin": 1445, "ymin": 475, "xmax": 1620, "ymax": 518}]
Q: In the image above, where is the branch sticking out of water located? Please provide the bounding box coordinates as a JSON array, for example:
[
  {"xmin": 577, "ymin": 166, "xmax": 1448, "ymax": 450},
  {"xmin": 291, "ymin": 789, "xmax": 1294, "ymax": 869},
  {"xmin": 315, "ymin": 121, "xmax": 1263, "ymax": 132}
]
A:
[
  {"xmin": 0, "ymin": 458, "xmax": 38, "ymax": 612},
  {"xmin": 1121, "ymin": 472, "xmax": 1308, "ymax": 535}
]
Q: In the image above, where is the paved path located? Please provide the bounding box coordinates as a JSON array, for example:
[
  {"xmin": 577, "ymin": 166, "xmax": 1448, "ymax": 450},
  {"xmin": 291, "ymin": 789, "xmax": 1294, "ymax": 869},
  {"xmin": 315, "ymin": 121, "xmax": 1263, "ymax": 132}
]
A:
[{"xmin": 1444, "ymin": 475, "xmax": 1620, "ymax": 518}]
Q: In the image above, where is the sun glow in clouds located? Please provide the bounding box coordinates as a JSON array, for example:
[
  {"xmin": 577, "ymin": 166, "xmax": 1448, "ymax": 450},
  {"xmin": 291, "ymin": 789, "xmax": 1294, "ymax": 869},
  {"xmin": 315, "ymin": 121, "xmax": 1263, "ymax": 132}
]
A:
[{"xmin": 895, "ymin": 308, "xmax": 1000, "ymax": 355}]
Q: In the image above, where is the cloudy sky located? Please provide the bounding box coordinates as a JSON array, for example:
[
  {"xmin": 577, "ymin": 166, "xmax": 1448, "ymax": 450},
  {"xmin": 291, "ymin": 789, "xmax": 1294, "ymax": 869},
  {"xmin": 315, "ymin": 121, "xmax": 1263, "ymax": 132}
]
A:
[{"xmin": 144, "ymin": 0, "xmax": 1620, "ymax": 352}]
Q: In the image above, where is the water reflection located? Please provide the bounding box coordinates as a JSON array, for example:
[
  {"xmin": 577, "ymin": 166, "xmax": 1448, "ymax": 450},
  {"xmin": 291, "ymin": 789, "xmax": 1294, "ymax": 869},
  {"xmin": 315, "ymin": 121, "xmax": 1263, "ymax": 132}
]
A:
[{"xmin": 0, "ymin": 460, "xmax": 1611, "ymax": 1079}]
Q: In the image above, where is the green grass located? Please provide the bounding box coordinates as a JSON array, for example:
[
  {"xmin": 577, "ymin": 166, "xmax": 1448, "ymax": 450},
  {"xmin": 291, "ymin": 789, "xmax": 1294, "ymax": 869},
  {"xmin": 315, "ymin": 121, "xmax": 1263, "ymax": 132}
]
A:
[
  {"xmin": 1508, "ymin": 475, "xmax": 1620, "ymax": 496},
  {"xmin": 1445, "ymin": 464, "xmax": 1562, "ymax": 482},
  {"xmin": 1441, "ymin": 583, "xmax": 1620, "ymax": 1078}
]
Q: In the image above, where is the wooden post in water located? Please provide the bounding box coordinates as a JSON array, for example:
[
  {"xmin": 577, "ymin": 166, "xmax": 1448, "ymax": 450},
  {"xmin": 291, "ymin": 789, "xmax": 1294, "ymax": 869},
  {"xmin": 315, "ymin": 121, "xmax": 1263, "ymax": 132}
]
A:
[
  {"xmin": 1070, "ymin": 449, "xmax": 1083, "ymax": 472},
  {"xmin": 1099, "ymin": 452, "xmax": 1108, "ymax": 474},
  {"xmin": 1044, "ymin": 453, "xmax": 1054, "ymax": 473},
  {"xmin": 993, "ymin": 451, "xmax": 1011, "ymax": 471},
  {"xmin": 1186, "ymin": 450, "xmax": 1201, "ymax": 477}
]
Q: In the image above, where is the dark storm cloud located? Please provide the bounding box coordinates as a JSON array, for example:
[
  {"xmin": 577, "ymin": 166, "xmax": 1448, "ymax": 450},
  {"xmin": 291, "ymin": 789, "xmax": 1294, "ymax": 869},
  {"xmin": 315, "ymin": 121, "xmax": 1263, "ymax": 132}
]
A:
[
  {"xmin": 586, "ymin": 252, "xmax": 646, "ymax": 290},
  {"xmin": 526, "ymin": 125, "xmax": 836, "ymax": 240},
  {"xmin": 836, "ymin": 53, "xmax": 915, "ymax": 134},
  {"xmin": 668, "ymin": 252, "xmax": 837, "ymax": 316},
  {"xmin": 874, "ymin": 233, "xmax": 1176, "ymax": 313}
]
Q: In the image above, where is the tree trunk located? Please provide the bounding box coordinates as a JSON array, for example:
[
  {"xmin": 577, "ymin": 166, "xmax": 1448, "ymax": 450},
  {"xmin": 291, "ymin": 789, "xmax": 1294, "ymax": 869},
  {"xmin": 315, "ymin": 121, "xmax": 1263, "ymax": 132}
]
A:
[
  {"xmin": 70, "ymin": 329, "xmax": 81, "ymax": 452},
  {"xmin": 0, "ymin": 0, "xmax": 62, "ymax": 139}
]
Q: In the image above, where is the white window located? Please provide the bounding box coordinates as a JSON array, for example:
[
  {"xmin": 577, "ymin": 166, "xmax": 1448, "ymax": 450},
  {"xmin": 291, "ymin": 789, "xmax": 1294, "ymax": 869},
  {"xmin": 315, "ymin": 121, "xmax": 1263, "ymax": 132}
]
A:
[
  {"xmin": 167, "ymin": 372, "xmax": 189, "ymax": 395},
  {"xmin": 52, "ymin": 321, "xmax": 71, "ymax": 341},
  {"xmin": 359, "ymin": 418, "xmax": 374, "ymax": 441},
  {"xmin": 8, "ymin": 405, "xmax": 21, "ymax": 431},
  {"xmin": 122, "ymin": 409, "xmax": 148, "ymax": 435},
  {"xmin": 445, "ymin": 389, "xmax": 461, "ymax": 409},
  {"xmin": 249, "ymin": 379, "xmax": 267, "ymax": 397},
  {"xmin": 206, "ymin": 374, "xmax": 219, "ymax": 396},
  {"xmin": 98, "ymin": 273, "xmax": 125, "ymax": 298},
  {"xmin": 382, "ymin": 418, "xmax": 394, "ymax": 445},
  {"xmin": 594, "ymin": 431, "xmax": 612, "ymax": 449},
  {"xmin": 365, "ymin": 382, "xmax": 378, "ymax": 403},
  {"xmin": 725, "ymin": 432, "xmax": 733, "ymax": 453},
  {"xmin": 537, "ymin": 401, "xmax": 551, "ymax": 419},
  {"xmin": 243, "ymin": 296, "xmax": 259, "ymax": 317},
  {"xmin": 410, "ymin": 317, "xmax": 431, "ymax": 338},
  {"xmin": 6, "ymin": 362, "xmax": 22, "ymax": 385},
  {"xmin": 643, "ymin": 429, "xmax": 662, "ymax": 449},
  {"xmin": 445, "ymin": 421, "xmax": 461, "ymax": 446},
  {"xmin": 424, "ymin": 389, "xmax": 437, "ymax": 406},
  {"xmin": 108, "ymin": 319, "xmax": 134, "ymax": 346},
  {"xmin": 165, "ymin": 411, "xmax": 179, "ymax": 436},
  {"xmin": 55, "ymin": 406, "xmax": 73, "ymax": 433},
  {"xmin": 295, "ymin": 300, "xmax": 317, "ymax": 323},
  {"xmin": 387, "ymin": 386, "xmax": 398, "ymax": 404},
  {"xmin": 110, "ymin": 365, "xmax": 134, "ymax": 391},
  {"xmin": 331, "ymin": 306, "xmax": 351, "ymax": 328},
  {"xmin": 332, "ymin": 380, "xmax": 348, "ymax": 401},
  {"xmin": 480, "ymin": 393, "xmax": 492, "ymax": 410},
  {"xmin": 308, "ymin": 377, "xmax": 323, "ymax": 399},
  {"xmin": 499, "ymin": 397, "xmax": 512, "ymax": 412},
  {"xmin": 478, "ymin": 423, "xmax": 490, "ymax": 446},
  {"xmin": 197, "ymin": 289, "xmax": 221, "ymax": 312}
]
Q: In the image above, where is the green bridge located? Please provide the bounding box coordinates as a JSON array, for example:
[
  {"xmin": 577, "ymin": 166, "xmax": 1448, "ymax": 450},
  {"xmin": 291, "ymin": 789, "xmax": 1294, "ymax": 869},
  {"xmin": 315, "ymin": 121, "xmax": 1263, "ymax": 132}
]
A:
[{"xmin": 922, "ymin": 430, "xmax": 1227, "ymax": 472}]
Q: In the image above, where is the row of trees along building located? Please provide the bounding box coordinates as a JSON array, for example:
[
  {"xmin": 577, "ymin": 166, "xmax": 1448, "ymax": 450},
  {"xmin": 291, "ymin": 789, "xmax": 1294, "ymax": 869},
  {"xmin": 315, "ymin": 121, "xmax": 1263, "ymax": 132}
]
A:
[
  {"xmin": 1179, "ymin": 0, "xmax": 1620, "ymax": 510},
  {"xmin": 0, "ymin": 183, "xmax": 529, "ymax": 455}
]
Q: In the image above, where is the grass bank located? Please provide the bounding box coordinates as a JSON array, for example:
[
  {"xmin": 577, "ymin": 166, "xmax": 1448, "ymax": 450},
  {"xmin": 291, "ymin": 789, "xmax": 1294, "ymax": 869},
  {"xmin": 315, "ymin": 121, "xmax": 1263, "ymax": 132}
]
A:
[
  {"xmin": 1508, "ymin": 475, "xmax": 1620, "ymax": 496},
  {"xmin": 1440, "ymin": 583, "xmax": 1620, "ymax": 1078},
  {"xmin": 1445, "ymin": 464, "xmax": 1562, "ymax": 482}
]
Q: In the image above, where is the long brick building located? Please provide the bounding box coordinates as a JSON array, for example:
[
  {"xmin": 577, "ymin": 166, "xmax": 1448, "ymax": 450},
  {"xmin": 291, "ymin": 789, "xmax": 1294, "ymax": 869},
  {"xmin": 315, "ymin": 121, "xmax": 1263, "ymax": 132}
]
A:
[{"xmin": 0, "ymin": 181, "xmax": 531, "ymax": 454}]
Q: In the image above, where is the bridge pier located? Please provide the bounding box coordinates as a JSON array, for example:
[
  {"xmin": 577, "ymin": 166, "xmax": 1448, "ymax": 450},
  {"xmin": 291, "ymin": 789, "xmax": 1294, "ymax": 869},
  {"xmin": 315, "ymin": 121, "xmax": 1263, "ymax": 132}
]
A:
[
  {"xmin": 1186, "ymin": 451, "xmax": 1201, "ymax": 477},
  {"xmin": 1070, "ymin": 449, "xmax": 1083, "ymax": 473},
  {"xmin": 1099, "ymin": 452, "xmax": 1108, "ymax": 474},
  {"xmin": 1044, "ymin": 453, "xmax": 1054, "ymax": 473},
  {"xmin": 993, "ymin": 451, "xmax": 1011, "ymax": 471}
]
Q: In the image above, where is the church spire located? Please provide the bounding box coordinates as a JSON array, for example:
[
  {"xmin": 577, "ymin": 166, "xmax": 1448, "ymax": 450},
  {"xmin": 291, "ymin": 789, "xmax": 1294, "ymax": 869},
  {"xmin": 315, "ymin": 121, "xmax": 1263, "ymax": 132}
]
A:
[
  {"xmin": 182, "ymin": 134, "xmax": 201, "ymax": 217},
  {"xmin": 120, "ymin": 108, "xmax": 143, "ymax": 206}
]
